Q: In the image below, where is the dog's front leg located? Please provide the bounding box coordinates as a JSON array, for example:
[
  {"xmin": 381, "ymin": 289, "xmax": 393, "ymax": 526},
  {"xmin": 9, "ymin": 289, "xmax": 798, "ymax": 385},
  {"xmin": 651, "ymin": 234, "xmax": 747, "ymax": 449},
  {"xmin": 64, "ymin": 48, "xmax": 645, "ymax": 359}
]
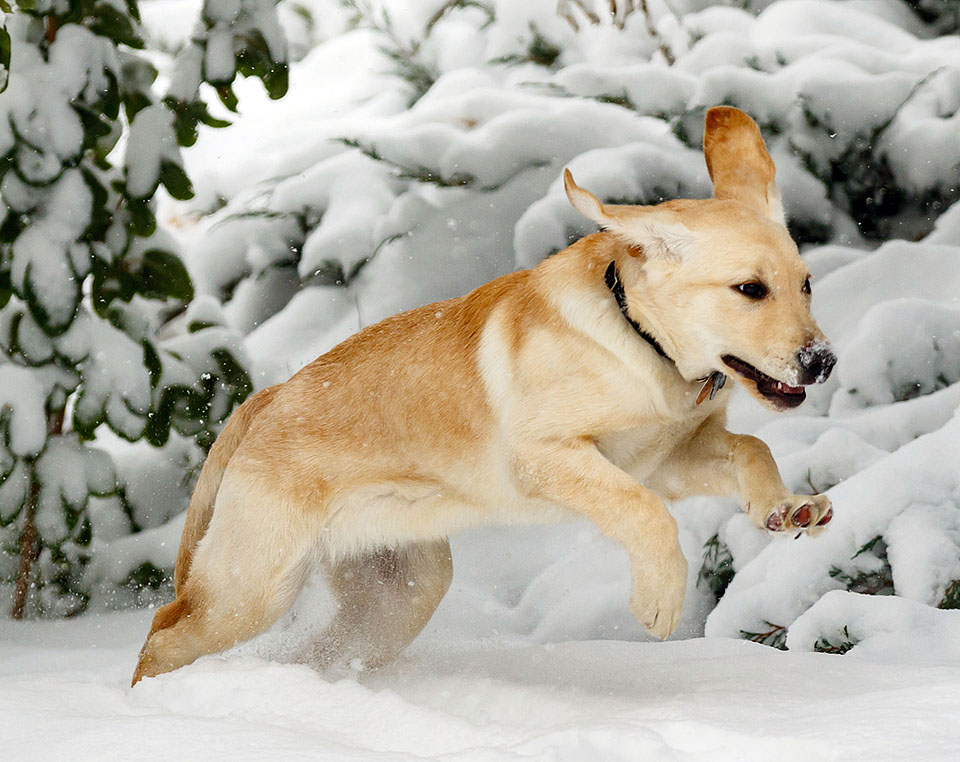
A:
[
  {"xmin": 513, "ymin": 438, "xmax": 687, "ymax": 638},
  {"xmin": 726, "ymin": 432, "xmax": 833, "ymax": 534},
  {"xmin": 648, "ymin": 416, "xmax": 833, "ymax": 536}
]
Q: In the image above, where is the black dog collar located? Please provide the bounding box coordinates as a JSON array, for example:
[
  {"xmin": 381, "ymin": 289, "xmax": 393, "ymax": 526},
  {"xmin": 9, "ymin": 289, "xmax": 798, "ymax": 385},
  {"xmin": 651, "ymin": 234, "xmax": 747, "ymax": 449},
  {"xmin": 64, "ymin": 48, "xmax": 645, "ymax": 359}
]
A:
[{"xmin": 604, "ymin": 261, "xmax": 670, "ymax": 360}]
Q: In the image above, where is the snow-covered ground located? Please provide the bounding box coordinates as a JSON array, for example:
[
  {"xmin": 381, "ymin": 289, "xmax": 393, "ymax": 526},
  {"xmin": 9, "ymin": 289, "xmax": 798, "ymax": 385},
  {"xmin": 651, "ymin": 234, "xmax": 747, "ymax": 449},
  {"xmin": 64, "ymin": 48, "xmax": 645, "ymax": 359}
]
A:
[{"xmin": 3, "ymin": 586, "xmax": 960, "ymax": 760}]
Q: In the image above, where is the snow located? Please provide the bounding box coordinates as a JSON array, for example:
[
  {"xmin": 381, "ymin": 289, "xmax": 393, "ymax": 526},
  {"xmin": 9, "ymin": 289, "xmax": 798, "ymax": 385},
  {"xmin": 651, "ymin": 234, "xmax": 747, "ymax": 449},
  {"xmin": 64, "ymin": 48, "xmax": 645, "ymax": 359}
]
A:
[
  {"xmin": 832, "ymin": 298, "xmax": 960, "ymax": 411},
  {"xmin": 9, "ymin": 169, "xmax": 90, "ymax": 329},
  {"xmin": 788, "ymin": 590, "xmax": 960, "ymax": 665},
  {"xmin": 886, "ymin": 504, "xmax": 960, "ymax": 605},
  {"xmin": 125, "ymin": 104, "xmax": 184, "ymax": 199},
  {"xmin": 1, "ymin": 18, "xmax": 86, "ymax": 162},
  {"xmin": 244, "ymin": 285, "xmax": 360, "ymax": 384},
  {"xmin": 57, "ymin": 312, "xmax": 154, "ymax": 440},
  {"xmin": 34, "ymin": 436, "xmax": 116, "ymax": 545},
  {"xmin": 515, "ymin": 141, "xmax": 709, "ymax": 268},
  {"xmin": 706, "ymin": 413, "xmax": 960, "ymax": 640},
  {"xmin": 3, "ymin": 597, "xmax": 960, "ymax": 760},
  {"xmin": 204, "ymin": 28, "xmax": 237, "ymax": 84}
]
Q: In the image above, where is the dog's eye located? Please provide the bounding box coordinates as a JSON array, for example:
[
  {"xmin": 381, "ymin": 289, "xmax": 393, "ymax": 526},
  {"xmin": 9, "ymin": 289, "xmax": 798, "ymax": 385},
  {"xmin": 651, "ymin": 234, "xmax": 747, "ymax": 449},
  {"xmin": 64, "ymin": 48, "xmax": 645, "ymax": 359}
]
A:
[
  {"xmin": 802, "ymin": 277, "xmax": 812, "ymax": 295},
  {"xmin": 734, "ymin": 282, "xmax": 767, "ymax": 300}
]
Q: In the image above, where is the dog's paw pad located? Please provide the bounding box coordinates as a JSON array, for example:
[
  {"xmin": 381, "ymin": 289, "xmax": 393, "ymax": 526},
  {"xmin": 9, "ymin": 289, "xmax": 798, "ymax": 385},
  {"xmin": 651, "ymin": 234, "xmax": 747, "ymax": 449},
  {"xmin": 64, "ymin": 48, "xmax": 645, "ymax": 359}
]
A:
[
  {"xmin": 792, "ymin": 505, "xmax": 811, "ymax": 527},
  {"xmin": 760, "ymin": 496, "xmax": 832, "ymax": 535},
  {"xmin": 765, "ymin": 510, "xmax": 785, "ymax": 532}
]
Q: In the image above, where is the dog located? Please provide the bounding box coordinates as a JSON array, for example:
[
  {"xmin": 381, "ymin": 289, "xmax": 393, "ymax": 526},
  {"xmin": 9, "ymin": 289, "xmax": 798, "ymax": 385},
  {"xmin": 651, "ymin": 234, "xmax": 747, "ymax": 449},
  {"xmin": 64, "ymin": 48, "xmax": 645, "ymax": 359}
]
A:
[{"xmin": 132, "ymin": 107, "xmax": 836, "ymax": 685}]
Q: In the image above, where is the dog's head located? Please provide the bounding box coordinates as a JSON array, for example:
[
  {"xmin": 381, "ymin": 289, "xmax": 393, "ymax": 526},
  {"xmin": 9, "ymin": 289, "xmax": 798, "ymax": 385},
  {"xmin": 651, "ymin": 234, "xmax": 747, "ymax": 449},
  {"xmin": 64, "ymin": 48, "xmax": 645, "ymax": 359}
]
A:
[{"xmin": 564, "ymin": 106, "xmax": 836, "ymax": 411}]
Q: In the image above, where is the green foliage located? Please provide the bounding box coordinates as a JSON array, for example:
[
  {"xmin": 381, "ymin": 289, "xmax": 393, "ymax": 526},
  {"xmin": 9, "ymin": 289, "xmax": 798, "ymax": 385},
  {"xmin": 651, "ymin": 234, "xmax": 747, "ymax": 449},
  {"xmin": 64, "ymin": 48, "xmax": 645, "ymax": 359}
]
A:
[
  {"xmin": 145, "ymin": 347, "xmax": 253, "ymax": 452},
  {"xmin": 341, "ymin": 0, "xmax": 480, "ymax": 104},
  {"xmin": 88, "ymin": 0, "xmax": 145, "ymax": 49},
  {"xmin": 697, "ymin": 533, "xmax": 735, "ymax": 601},
  {"xmin": 36, "ymin": 543, "xmax": 92, "ymax": 617},
  {"xmin": 0, "ymin": 22, "xmax": 10, "ymax": 93},
  {"xmin": 0, "ymin": 0, "xmax": 284, "ymax": 616},
  {"xmin": 739, "ymin": 621, "xmax": 788, "ymax": 650},
  {"xmin": 159, "ymin": 160, "xmax": 195, "ymax": 201},
  {"xmin": 902, "ymin": 0, "xmax": 960, "ymax": 33},
  {"xmin": 121, "ymin": 560, "xmax": 173, "ymax": 607},
  {"xmin": 490, "ymin": 23, "xmax": 561, "ymax": 68},
  {"xmin": 813, "ymin": 625, "xmax": 858, "ymax": 655},
  {"xmin": 829, "ymin": 536, "xmax": 895, "ymax": 597},
  {"xmin": 792, "ymin": 70, "xmax": 958, "ymax": 241},
  {"xmin": 163, "ymin": 96, "xmax": 231, "ymax": 148},
  {"xmin": 234, "ymin": 29, "xmax": 289, "ymax": 100},
  {"xmin": 138, "ymin": 250, "xmax": 195, "ymax": 302},
  {"xmin": 940, "ymin": 580, "xmax": 960, "ymax": 610}
]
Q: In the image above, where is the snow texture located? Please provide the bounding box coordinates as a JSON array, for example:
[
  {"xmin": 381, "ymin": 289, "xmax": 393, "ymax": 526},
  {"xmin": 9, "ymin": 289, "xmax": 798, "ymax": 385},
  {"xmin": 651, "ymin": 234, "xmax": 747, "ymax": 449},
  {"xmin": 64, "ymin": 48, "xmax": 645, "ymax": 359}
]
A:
[
  {"xmin": 2, "ymin": 601, "xmax": 960, "ymax": 760},
  {"xmin": 125, "ymin": 104, "xmax": 184, "ymax": 199}
]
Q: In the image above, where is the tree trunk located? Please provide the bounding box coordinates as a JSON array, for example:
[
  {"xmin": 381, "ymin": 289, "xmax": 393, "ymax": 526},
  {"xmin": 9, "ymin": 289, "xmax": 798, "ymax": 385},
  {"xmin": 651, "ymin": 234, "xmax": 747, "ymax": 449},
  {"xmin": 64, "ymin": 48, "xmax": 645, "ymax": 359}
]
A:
[
  {"xmin": 10, "ymin": 476, "xmax": 38, "ymax": 620},
  {"xmin": 11, "ymin": 408, "xmax": 65, "ymax": 619}
]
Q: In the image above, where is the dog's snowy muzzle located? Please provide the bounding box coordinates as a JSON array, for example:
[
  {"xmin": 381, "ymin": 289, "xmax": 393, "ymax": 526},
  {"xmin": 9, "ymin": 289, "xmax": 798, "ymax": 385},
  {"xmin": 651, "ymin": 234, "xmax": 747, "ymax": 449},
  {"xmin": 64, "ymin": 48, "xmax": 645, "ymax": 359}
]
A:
[{"xmin": 722, "ymin": 342, "xmax": 835, "ymax": 409}]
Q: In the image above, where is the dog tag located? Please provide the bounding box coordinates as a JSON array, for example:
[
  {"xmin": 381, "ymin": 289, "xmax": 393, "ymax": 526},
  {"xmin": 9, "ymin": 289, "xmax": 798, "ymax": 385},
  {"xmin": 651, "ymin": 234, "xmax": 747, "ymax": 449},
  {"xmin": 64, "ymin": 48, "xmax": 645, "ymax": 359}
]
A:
[{"xmin": 696, "ymin": 371, "xmax": 727, "ymax": 405}]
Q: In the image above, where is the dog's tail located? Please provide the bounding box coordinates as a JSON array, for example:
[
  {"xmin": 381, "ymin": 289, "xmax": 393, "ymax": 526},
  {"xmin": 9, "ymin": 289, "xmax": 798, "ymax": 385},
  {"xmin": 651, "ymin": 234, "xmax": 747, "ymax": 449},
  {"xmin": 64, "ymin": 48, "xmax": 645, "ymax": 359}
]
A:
[{"xmin": 173, "ymin": 386, "xmax": 277, "ymax": 593}]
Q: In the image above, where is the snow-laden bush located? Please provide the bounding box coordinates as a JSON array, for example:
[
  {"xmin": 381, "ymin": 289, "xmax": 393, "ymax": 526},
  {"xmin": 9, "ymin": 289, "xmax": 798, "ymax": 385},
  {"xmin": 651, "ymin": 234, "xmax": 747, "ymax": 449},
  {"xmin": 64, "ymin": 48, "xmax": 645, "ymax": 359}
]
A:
[
  {"xmin": 171, "ymin": 0, "xmax": 960, "ymax": 387},
  {"xmin": 0, "ymin": 0, "xmax": 295, "ymax": 617}
]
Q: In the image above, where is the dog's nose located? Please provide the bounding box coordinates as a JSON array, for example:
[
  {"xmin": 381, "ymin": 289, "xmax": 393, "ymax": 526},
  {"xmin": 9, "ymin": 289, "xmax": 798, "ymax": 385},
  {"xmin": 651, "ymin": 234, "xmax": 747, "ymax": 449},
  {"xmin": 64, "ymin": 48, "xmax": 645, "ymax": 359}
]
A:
[{"xmin": 798, "ymin": 342, "xmax": 837, "ymax": 384}]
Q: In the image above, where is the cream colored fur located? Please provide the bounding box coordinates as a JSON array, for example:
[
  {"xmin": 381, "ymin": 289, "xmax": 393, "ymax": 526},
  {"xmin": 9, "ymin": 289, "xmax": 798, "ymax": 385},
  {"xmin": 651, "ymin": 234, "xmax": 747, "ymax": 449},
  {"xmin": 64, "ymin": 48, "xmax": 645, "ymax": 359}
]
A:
[{"xmin": 132, "ymin": 107, "xmax": 835, "ymax": 686}]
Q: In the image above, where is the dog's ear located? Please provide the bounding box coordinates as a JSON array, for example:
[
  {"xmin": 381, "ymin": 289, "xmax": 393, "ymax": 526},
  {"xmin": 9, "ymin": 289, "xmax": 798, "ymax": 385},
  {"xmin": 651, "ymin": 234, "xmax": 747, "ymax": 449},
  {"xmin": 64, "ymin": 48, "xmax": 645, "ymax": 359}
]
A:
[
  {"xmin": 703, "ymin": 107, "xmax": 785, "ymax": 225},
  {"xmin": 564, "ymin": 168, "xmax": 607, "ymax": 225},
  {"xmin": 563, "ymin": 169, "xmax": 695, "ymax": 260}
]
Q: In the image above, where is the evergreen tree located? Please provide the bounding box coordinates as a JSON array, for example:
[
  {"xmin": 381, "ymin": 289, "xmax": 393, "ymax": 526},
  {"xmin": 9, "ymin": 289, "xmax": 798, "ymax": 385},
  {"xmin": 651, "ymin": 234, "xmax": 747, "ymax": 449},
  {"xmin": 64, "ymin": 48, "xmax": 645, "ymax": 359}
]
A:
[{"xmin": 0, "ymin": 0, "xmax": 288, "ymax": 617}]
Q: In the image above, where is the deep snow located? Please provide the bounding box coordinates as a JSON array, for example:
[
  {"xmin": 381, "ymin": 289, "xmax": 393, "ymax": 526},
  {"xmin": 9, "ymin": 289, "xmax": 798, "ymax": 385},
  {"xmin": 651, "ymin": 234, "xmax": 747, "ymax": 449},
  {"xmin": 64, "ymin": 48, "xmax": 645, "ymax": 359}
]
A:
[{"xmin": 2, "ymin": 589, "xmax": 960, "ymax": 761}]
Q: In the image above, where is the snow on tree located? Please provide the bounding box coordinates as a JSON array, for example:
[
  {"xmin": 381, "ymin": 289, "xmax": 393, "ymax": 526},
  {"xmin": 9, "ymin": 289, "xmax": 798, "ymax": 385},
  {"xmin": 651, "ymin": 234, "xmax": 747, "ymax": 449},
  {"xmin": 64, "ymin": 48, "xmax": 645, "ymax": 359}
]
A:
[
  {"xmin": 176, "ymin": 1, "xmax": 960, "ymax": 377},
  {"xmin": 0, "ymin": 0, "xmax": 292, "ymax": 617}
]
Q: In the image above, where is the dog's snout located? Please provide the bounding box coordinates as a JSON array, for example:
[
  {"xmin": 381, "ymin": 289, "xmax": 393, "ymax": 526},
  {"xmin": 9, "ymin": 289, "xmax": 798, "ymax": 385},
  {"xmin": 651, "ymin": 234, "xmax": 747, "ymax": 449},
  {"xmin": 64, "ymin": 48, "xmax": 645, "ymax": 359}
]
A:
[{"xmin": 798, "ymin": 342, "xmax": 837, "ymax": 385}]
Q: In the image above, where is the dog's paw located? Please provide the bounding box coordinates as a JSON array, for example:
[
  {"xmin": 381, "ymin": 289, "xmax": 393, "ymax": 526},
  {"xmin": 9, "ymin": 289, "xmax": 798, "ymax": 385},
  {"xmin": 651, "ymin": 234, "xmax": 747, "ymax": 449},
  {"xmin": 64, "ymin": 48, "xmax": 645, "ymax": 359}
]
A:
[
  {"xmin": 758, "ymin": 493, "xmax": 833, "ymax": 537},
  {"xmin": 629, "ymin": 547, "xmax": 687, "ymax": 639}
]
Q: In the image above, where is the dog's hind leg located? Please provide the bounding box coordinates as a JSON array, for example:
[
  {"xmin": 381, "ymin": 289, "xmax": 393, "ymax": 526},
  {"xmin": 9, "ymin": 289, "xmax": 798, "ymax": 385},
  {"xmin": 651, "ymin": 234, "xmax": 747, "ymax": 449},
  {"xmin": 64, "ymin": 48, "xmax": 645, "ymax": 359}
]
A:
[
  {"xmin": 132, "ymin": 478, "xmax": 320, "ymax": 685},
  {"xmin": 303, "ymin": 538, "xmax": 453, "ymax": 673}
]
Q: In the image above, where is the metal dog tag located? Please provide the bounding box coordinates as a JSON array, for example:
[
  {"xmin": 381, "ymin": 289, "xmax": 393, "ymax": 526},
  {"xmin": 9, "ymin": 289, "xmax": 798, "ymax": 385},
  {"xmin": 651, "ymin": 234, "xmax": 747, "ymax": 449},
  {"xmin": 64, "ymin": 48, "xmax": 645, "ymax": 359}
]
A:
[{"xmin": 696, "ymin": 371, "xmax": 727, "ymax": 405}]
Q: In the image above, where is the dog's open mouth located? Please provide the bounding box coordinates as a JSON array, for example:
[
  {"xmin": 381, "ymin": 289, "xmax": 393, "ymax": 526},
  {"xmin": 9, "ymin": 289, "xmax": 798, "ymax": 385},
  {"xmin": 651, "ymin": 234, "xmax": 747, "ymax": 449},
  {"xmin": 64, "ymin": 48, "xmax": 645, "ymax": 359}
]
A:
[{"xmin": 721, "ymin": 355, "xmax": 806, "ymax": 408}]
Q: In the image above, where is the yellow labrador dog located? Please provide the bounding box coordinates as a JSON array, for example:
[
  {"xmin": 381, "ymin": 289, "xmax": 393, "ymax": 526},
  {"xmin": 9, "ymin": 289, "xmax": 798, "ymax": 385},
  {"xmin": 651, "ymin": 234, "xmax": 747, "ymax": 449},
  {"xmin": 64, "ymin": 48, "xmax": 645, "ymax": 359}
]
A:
[{"xmin": 133, "ymin": 107, "xmax": 836, "ymax": 685}]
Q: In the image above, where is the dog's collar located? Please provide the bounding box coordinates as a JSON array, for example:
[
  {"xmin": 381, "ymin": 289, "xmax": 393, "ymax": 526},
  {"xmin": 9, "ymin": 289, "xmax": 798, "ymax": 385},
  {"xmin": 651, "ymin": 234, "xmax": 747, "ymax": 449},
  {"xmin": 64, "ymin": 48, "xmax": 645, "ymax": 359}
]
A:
[
  {"xmin": 603, "ymin": 260, "xmax": 727, "ymax": 405},
  {"xmin": 604, "ymin": 261, "xmax": 670, "ymax": 360}
]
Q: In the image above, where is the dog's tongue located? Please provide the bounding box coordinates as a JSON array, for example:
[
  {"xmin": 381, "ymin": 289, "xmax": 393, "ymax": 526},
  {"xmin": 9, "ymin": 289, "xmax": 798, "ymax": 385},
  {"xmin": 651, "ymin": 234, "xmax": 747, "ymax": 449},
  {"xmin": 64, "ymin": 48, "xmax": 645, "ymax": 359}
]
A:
[{"xmin": 774, "ymin": 380, "xmax": 804, "ymax": 395}]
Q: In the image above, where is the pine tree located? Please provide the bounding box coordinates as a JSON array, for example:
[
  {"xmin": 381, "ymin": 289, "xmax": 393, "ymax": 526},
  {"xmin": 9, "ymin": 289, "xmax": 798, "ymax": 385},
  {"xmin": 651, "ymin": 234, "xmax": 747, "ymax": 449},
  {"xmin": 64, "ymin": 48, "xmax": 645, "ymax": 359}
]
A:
[{"xmin": 0, "ymin": 0, "xmax": 288, "ymax": 617}]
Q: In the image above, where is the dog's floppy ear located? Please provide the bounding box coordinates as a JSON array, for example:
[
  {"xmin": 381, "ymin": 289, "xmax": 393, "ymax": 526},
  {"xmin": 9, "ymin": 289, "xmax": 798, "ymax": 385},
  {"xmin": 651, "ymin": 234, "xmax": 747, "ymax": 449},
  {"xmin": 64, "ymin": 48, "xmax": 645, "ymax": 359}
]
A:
[
  {"xmin": 703, "ymin": 107, "xmax": 785, "ymax": 225},
  {"xmin": 563, "ymin": 169, "xmax": 695, "ymax": 260}
]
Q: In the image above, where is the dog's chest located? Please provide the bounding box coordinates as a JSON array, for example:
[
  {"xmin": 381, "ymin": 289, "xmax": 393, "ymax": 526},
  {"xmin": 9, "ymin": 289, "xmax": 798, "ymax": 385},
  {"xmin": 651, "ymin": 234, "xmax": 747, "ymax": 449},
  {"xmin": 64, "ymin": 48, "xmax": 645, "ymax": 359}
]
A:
[{"xmin": 595, "ymin": 420, "xmax": 699, "ymax": 482}]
